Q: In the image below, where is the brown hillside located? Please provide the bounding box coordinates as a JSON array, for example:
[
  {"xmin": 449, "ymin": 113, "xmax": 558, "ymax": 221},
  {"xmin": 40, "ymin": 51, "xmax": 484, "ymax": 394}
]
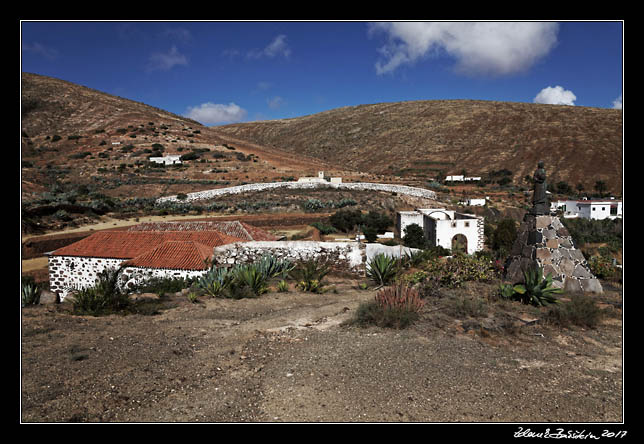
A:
[
  {"xmin": 20, "ymin": 72, "xmax": 335, "ymax": 201},
  {"xmin": 215, "ymin": 100, "xmax": 623, "ymax": 194}
]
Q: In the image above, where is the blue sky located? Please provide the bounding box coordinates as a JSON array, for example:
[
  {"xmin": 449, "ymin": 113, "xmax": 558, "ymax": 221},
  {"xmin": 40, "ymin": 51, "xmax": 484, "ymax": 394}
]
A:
[{"xmin": 21, "ymin": 21, "xmax": 623, "ymax": 126}]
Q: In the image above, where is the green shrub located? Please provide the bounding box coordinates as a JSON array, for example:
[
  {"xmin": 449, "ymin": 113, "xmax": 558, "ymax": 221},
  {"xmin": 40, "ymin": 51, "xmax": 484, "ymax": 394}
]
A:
[
  {"xmin": 544, "ymin": 293, "xmax": 603, "ymax": 328},
  {"xmin": 446, "ymin": 295, "xmax": 488, "ymax": 318},
  {"xmin": 70, "ymin": 268, "xmax": 129, "ymax": 316},
  {"xmin": 310, "ymin": 222, "xmax": 337, "ymax": 235},
  {"xmin": 491, "ymin": 219, "xmax": 517, "ymax": 255},
  {"xmin": 423, "ymin": 254, "xmax": 496, "ymax": 288},
  {"xmin": 366, "ymin": 253, "xmax": 399, "ymax": 287},
  {"xmin": 587, "ymin": 255, "xmax": 619, "ymax": 280},
  {"xmin": 363, "ymin": 225, "xmax": 378, "ymax": 242},
  {"xmin": 302, "ymin": 198, "xmax": 324, "ymax": 211},
  {"xmin": 402, "ymin": 224, "xmax": 427, "ymax": 249},
  {"xmin": 562, "ymin": 218, "xmax": 622, "ymax": 248},
  {"xmin": 137, "ymin": 276, "xmax": 194, "ymax": 295},
  {"xmin": 330, "ymin": 209, "xmax": 364, "ymax": 233}
]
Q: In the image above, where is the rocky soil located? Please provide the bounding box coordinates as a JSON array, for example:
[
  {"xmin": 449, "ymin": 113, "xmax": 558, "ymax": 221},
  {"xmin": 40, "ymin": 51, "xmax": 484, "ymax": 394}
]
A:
[{"xmin": 21, "ymin": 278, "xmax": 623, "ymax": 424}]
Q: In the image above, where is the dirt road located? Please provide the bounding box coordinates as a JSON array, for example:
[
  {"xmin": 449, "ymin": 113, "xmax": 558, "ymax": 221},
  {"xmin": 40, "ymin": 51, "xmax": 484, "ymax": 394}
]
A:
[{"xmin": 20, "ymin": 278, "xmax": 623, "ymax": 423}]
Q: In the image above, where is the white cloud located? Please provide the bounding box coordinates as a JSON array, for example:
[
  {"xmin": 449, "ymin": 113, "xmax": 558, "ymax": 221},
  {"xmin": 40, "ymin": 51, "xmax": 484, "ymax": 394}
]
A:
[
  {"xmin": 267, "ymin": 96, "xmax": 285, "ymax": 110},
  {"xmin": 533, "ymin": 86, "xmax": 577, "ymax": 106},
  {"xmin": 248, "ymin": 34, "xmax": 291, "ymax": 59},
  {"xmin": 612, "ymin": 94, "xmax": 622, "ymax": 110},
  {"xmin": 184, "ymin": 102, "xmax": 248, "ymax": 125},
  {"xmin": 22, "ymin": 42, "xmax": 59, "ymax": 60},
  {"xmin": 147, "ymin": 46, "xmax": 188, "ymax": 71},
  {"xmin": 369, "ymin": 22, "xmax": 559, "ymax": 76}
]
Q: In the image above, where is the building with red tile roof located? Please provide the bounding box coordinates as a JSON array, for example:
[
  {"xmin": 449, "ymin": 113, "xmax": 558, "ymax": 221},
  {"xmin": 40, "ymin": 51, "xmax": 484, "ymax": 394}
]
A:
[{"xmin": 47, "ymin": 229, "xmax": 245, "ymax": 300}]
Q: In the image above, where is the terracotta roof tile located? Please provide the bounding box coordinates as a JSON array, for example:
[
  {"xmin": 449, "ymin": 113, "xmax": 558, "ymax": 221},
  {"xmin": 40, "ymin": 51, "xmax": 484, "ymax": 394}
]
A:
[
  {"xmin": 50, "ymin": 230, "xmax": 243, "ymax": 259},
  {"xmin": 123, "ymin": 241, "xmax": 214, "ymax": 270}
]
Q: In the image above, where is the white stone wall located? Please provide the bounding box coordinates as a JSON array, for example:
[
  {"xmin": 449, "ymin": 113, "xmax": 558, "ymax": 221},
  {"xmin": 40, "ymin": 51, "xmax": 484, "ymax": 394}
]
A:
[
  {"xmin": 119, "ymin": 267, "xmax": 207, "ymax": 292},
  {"xmin": 211, "ymin": 240, "xmax": 421, "ymax": 273},
  {"xmin": 48, "ymin": 255, "xmax": 125, "ymax": 301},
  {"xmin": 212, "ymin": 241, "xmax": 366, "ymax": 272},
  {"xmin": 397, "ymin": 211, "xmax": 425, "ymax": 236},
  {"xmin": 155, "ymin": 181, "xmax": 436, "ymax": 204},
  {"xmin": 48, "ymin": 255, "xmax": 208, "ymax": 301}
]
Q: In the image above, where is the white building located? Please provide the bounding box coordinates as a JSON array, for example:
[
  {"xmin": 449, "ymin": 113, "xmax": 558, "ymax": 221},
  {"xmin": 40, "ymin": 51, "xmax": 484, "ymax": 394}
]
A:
[
  {"xmin": 46, "ymin": 230, "xmax": 245, "ymax": 300},
  {"xmin": 458, "ymin": 198, "xmax": 487, "ymax": 207},
  {"xmin": 149, "ymin": 155, "xmax": 182, "ymax": 165},
  {"xmin": 397, "ymin": 208, "xmax": 484, "ymax": 255},
  {"xmin": 551, "ymin": 199, "xmax": 622, "ymax": 220},
  {"xmin": 297, "ymin": 171, "xmax": 342, "ymax": 184},
  {"xmin": 445, "ymin": 175, "xmax": 481, "ymax": 182}
]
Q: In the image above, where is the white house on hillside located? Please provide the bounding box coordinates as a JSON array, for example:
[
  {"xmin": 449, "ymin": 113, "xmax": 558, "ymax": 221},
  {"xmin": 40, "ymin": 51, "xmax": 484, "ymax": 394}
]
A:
[
  {"xmin": 551, "ymin": 199, "xmax": 622, "ymax": 220},
  {"xmin": 149, "ymin": 155, "xmax": 182, "ymax": 165}
]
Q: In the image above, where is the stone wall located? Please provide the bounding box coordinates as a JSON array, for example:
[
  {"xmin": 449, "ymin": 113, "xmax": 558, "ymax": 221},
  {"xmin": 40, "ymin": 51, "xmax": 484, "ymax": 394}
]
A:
[
  {"xmin": 47, "ymin": 255, "xmax": 125, "ymax": 301},
  {"xmin": 504, "ymin": 214, "xmax": 602, "ymax": 293},
  {"xmin": 212, "ymin": 241, "xmax": 421, "ymax": 274},
  {"xmin": 119, "ymin": 267, "xmax": 206, "ymax": 292},
  {"xmin": 48, "ymin": 254, "xmax": 210, "ymax": 301},
  {"xmin": 155, "ymin": 181, "xmax": 437, "ymax": 204},
  {"xmin": 212, "ymin": 241, "xmax": 366, "ymax": 273}
]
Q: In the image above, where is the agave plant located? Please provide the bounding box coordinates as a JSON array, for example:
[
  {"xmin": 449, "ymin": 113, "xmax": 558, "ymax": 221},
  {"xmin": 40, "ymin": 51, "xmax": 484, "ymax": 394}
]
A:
[
  {"xmin": 255, "ymin": 254, "xmax": 294, "ymax": 280},
  {"xmin": 366, "ymin": 253, "xmax": 399, "ymax": 287},
  {"xmin": 290, "ymin": 259, "xmax": 330, "ymax": 293},
  {"xmin": 230, "ymin": 264, "xmax": 269, "ymax": 297},
  {"xmin": 197, "ymin": 266, "xmax": 232, "ymax": 298},
  {"xmin": 512, "ymin": 266, "xmax": 563, "ymax": 306},
  {"xmin": 21, "ymin": 280, "xmax": 41, "ymax": 307}
]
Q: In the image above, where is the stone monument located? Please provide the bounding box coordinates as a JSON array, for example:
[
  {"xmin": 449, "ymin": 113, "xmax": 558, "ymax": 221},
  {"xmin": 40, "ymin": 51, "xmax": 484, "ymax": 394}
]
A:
[{"xmin": 504, "ymin": 161, "xmax": 602, "ymax": 293}]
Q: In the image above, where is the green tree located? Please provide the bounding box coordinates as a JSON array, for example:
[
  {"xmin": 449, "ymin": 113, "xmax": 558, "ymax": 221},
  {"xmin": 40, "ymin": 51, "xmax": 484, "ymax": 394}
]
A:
[
  {"xmin": 594, "ymin": 180, "xmax": 607, "ymax": 197},
  {"xmin": 402, "ymin": 224, "xmax": 427, "ymax": 249},
  {"xmin": 491, "ymin": 219, "xmax": 517, "ymax": 255}
]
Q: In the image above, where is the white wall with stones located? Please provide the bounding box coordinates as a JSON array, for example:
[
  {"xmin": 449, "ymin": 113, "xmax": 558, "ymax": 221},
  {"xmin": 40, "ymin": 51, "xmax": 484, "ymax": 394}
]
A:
[
  {"xmin": 155, "ymin": 181, "xmax": 437, "ymax": 204},
  {"xmin": 47, "ymin": 255, "xmax": 125, "ymax": 301},
  {"xmin": 48, "ymin": 255, "xmax": 209, "ymax": 301}
]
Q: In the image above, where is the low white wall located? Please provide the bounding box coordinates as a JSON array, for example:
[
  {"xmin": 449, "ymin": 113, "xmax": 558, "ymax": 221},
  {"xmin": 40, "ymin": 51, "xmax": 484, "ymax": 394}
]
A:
[
  {"xmin": 212, "ymin": 241, "xmax": 366, "ymax": 272},
  {"xmin": 212, "ymin": 240, "xmax": 420, "ymax": 273},
  {"xmin": 48, "ymin": 255, "xmax": 125, "ymax": 301},
  {"xmin": 48, "ymin": 256, "xmax": 208, "ymax": 301},
  {"xmin": 155, "ymin": 181, "xmax": 436, "ymax": 204}
]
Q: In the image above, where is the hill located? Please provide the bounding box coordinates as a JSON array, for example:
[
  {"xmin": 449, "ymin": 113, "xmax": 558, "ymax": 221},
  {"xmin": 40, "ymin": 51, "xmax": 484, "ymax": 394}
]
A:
[
  {"xmin": 20, "ymin": 72, "xmax": 334, "ymax": 201},
  {"xmin": 215, "ymin": 100, "xmax": 623, "ymax": 194}
]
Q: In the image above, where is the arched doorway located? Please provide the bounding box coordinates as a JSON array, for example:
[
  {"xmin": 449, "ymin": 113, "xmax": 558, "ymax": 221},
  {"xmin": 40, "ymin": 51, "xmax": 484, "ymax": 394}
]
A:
[{"xmin": 451, "ymin": 234, "xmax": 468, "ymax": 254}]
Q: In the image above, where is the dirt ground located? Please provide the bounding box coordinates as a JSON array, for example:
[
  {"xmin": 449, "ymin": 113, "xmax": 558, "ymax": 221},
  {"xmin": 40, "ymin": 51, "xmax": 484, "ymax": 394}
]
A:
[{"xmin": 20, "ymin": 276, "xmax": 623, "ymax": 424}]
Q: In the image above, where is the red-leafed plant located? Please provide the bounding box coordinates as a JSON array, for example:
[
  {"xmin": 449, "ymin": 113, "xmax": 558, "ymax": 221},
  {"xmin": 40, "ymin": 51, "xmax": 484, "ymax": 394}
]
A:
[{"xmin": 351, "ymin": 284, "xmax": 425, "ymax": 329}]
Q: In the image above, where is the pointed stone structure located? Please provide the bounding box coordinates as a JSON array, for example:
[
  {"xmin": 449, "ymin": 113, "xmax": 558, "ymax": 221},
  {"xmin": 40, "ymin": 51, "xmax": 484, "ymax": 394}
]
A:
[{"xmin": 504, "ymin": 214, "xmax": 603, "ymax": 293}]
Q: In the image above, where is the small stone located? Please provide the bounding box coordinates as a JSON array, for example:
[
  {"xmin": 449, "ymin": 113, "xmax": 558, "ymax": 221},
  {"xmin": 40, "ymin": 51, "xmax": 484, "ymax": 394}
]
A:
[
  {"xmin": 581, "ymin": 278, "xmax": 603, "ymax": 294},
  {"xmin": 564, "ymin": 278, "xmax": 583, "ymax": 293}
]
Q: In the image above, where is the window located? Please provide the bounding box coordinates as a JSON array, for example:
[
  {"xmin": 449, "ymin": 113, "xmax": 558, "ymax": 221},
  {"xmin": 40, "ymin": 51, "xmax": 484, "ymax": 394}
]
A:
[{"xmin": 464, "ymin": 222, "xmax": 470, "ymax": 227}]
